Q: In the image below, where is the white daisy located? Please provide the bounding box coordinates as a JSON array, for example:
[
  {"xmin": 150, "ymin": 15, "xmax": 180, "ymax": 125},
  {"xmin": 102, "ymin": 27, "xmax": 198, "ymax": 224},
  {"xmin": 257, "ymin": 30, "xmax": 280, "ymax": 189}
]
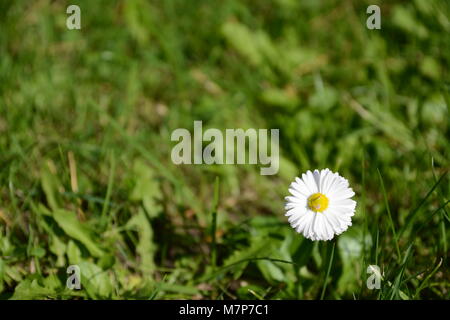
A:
[{"xmin": 285, "ymin": 168, "xmax": 356, "ymax": 241}]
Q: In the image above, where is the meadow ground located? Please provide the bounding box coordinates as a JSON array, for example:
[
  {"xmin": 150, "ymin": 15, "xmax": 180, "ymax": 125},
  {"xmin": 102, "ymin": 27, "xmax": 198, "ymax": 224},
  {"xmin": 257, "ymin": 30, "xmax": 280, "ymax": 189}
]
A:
[{"xmin": 0, "ymin": 0, "xmax": 449, "ymax": 299}]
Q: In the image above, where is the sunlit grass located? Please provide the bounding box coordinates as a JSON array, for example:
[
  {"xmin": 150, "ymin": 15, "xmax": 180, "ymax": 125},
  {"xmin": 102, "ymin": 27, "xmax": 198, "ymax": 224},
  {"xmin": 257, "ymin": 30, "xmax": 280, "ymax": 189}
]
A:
[{"xmin": 0, "ymin": 0, "xmax": 449, "ymax": 299}]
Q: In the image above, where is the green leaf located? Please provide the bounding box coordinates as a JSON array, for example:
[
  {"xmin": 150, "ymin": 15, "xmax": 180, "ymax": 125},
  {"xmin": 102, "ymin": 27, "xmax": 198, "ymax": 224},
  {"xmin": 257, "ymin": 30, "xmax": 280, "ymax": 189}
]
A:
[
  {"xmin": 49, "ymin": 235, "xmax": 66, "ymax": 267},
  {"xmin": 392, "ymin": 5, "xmax": 428, "ymax": 39},
  {"xmin": 222, "ymin": 237, "xmax": 273, "ymax": 279},
  {"xmin": 52, "ymin": 209, "xmax": 104, "ymax": 258},
  {"xmin": 42, "ymin": 274, "xmax": 63, "ymax": 291},
  {"xmin": 338, "ymin": 227, "xmax": 371, "ymax": 293},
  {"xmin": 79, "ymin": 261, "xmax": 113, "ymax": 299},
  {"xmin": 0, "ymin": 258, "xmax": 4, "ymax": 294},
  {"xmin": 256, "ymin": 260, "xmax": 285, "ymax": 282},
  {"xmin": 221, "ymin": 21, "xmax": 265, "ymax": 67},
  {"xmin": 291, "ymin": 238, "xmax": 314, "ymax": 268},
  {"xmin": 399, "ymin": 290, "xmax": 410, "ymax": 300},
  {"xmin": 10, "ymin": 279, "xmax": 55, "ymax": 300},
  {"xmin": 130, "ymin": 160, "xmax": 162, "ymax": 219},
  {"xmin": 261, "ymin": 87, "xmax": 299, "ymax": 110},
  {"xmin": 157, "ymin": 283, "xmax": 200, "ymax": 296},
  {"xmin": 309, "ymin": 86, "xmax": 338, "ymax": 111},
  {"xmin": 40, "ymin": 162, "xmax": 60, "ymax": 211},
  {"xmin": 30, "ymin": 247, "xmax": 46, "ymax": 258},
  {"xmin": 126, "ymin": 208, "xmax": 156, "ymax": 274},
  {"xmin": 67, "ymin": 240, "xmax": 82, "ymax": 265}
]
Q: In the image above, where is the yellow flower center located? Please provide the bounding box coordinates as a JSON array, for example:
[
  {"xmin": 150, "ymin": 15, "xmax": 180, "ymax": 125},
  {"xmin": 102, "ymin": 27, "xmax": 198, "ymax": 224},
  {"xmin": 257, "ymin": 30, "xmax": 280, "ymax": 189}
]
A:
[{"xmin": 308, "ymin": 193, "xmax": 329, "ymax": 212}]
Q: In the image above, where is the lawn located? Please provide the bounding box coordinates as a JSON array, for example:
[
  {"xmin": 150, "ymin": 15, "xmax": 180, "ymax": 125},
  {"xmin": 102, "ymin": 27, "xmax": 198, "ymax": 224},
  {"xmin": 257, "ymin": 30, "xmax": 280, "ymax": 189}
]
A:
[{"xmin": 0, "ymin": 0, "xmax": 449, "ymax": 299}]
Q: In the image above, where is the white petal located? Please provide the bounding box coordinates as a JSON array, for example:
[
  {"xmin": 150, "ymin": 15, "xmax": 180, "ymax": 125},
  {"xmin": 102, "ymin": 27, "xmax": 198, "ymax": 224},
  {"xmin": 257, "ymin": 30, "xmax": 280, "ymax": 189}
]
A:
[
  {"xmin": 328, "ymin": 205, "xmax": 356, "ymax": 219},
  {"xmin": 293, "ymin": 178, "xmax": 311, "ymax": 197},
  {"xmin": 284, "ymin": 202, "xmax": 298, "ymax": 210},
  {"xmin": 285, "ymin": 196, "xmax": 304, "ymax": 204},
  {"xmin": 329, "ymin": 186, "xmax": 355, "ymax": 200},
  {"xmin": 288, "ymin": 213, "xmax": 302, "ymax": 225},
  {"xmin": 302, "ymin": 170, "xmax": 318, "ymax": 194},
  {"xmin": 307, "ymin": 212, "xmax": 319, "ymax": 240},
  {"xmin": 323, "ymin": 211, "xmax": 343, "ymax": 235},
  {"xmin": 323, "ymin": 171, "xmax": 341, "ymax": 195},
  {"xmin": 329, "ymin": 210, "xmax": 351, "ymax": 231},
  {"xmin": 318, "ymin": 168, "xmax": 331, "ymax": 194},
  {"xmin": 314, "ymin": 213, "xmax": 327, "ymax": 240},
  {"xmin": 285, "ymin": 206, "xmax": 305, "ymax": 217},
  {"xmin": 325, "ymin": 172, "xmax": 349, "ymax": 195},
  {"xmin": 290, "ymin": 209, "xmax": 309, "ymax": 228},
  {"xmin": 330, "ymin": 198, "xmax": 357, "ymax": 212},
  {"xmin": 288, "ymin": 186, "xmax": 308, "ymax": 200},
  {"xmin": 323, "ymin": 216, "xmax": 335, "ymax": 240},
  {"xmin": 295, "ymin": 210, "xmax": 314, "ymax": 234},
  {"xmin": 286, "ymin": 206, "xmax": 308, "ymax": 220},
  {"xmin": 313, "ymin": 170, "xmax": 321, "ymax": 191}
]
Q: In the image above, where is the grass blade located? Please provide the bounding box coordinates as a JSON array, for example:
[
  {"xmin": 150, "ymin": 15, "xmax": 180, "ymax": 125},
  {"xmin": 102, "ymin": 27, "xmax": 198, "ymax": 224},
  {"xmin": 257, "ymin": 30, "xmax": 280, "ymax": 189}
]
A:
[
  {"xmin": 377, "ymin": 168, "xmax": 401, "ymax": 260},
  {"xmin": 399, "ymin": 171, "xmax": 448, "ymax": 238},
  {"xmin": 210, "ymin": 176, "xmax": 220, "ymax": 270}
]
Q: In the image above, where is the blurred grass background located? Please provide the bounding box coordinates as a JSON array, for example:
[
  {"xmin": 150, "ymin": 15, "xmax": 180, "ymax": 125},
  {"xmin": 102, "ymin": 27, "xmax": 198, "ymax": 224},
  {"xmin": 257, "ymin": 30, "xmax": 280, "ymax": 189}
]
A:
[{"xmin": 0, "ymin": 0, "xmax": 449, "ymax": 299}]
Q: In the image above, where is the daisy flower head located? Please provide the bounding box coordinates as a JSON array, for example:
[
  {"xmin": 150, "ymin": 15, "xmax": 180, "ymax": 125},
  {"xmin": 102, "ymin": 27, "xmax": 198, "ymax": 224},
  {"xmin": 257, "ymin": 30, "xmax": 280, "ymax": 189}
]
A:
[{"xmin": 285, "ymin": 169, "xmax": 356, "ymax": 241}]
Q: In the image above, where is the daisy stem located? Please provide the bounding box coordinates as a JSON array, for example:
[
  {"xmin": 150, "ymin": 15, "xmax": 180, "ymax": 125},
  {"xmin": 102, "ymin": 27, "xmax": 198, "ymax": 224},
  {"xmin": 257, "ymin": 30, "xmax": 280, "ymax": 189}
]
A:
[
  {"xmin": 210, "ymin": 176, "xmax": 220, "ymax": 270},
  {"xmin": 320, "ymin": 241, "xmax": 336, "ymax": 300}
]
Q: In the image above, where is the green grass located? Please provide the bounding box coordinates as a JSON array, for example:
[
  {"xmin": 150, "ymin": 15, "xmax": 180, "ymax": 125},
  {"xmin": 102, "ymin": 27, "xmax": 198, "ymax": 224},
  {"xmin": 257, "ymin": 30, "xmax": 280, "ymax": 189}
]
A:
[{"xmin": 0, "ymin": 0, "xmax": 449, "ymax": 299}]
